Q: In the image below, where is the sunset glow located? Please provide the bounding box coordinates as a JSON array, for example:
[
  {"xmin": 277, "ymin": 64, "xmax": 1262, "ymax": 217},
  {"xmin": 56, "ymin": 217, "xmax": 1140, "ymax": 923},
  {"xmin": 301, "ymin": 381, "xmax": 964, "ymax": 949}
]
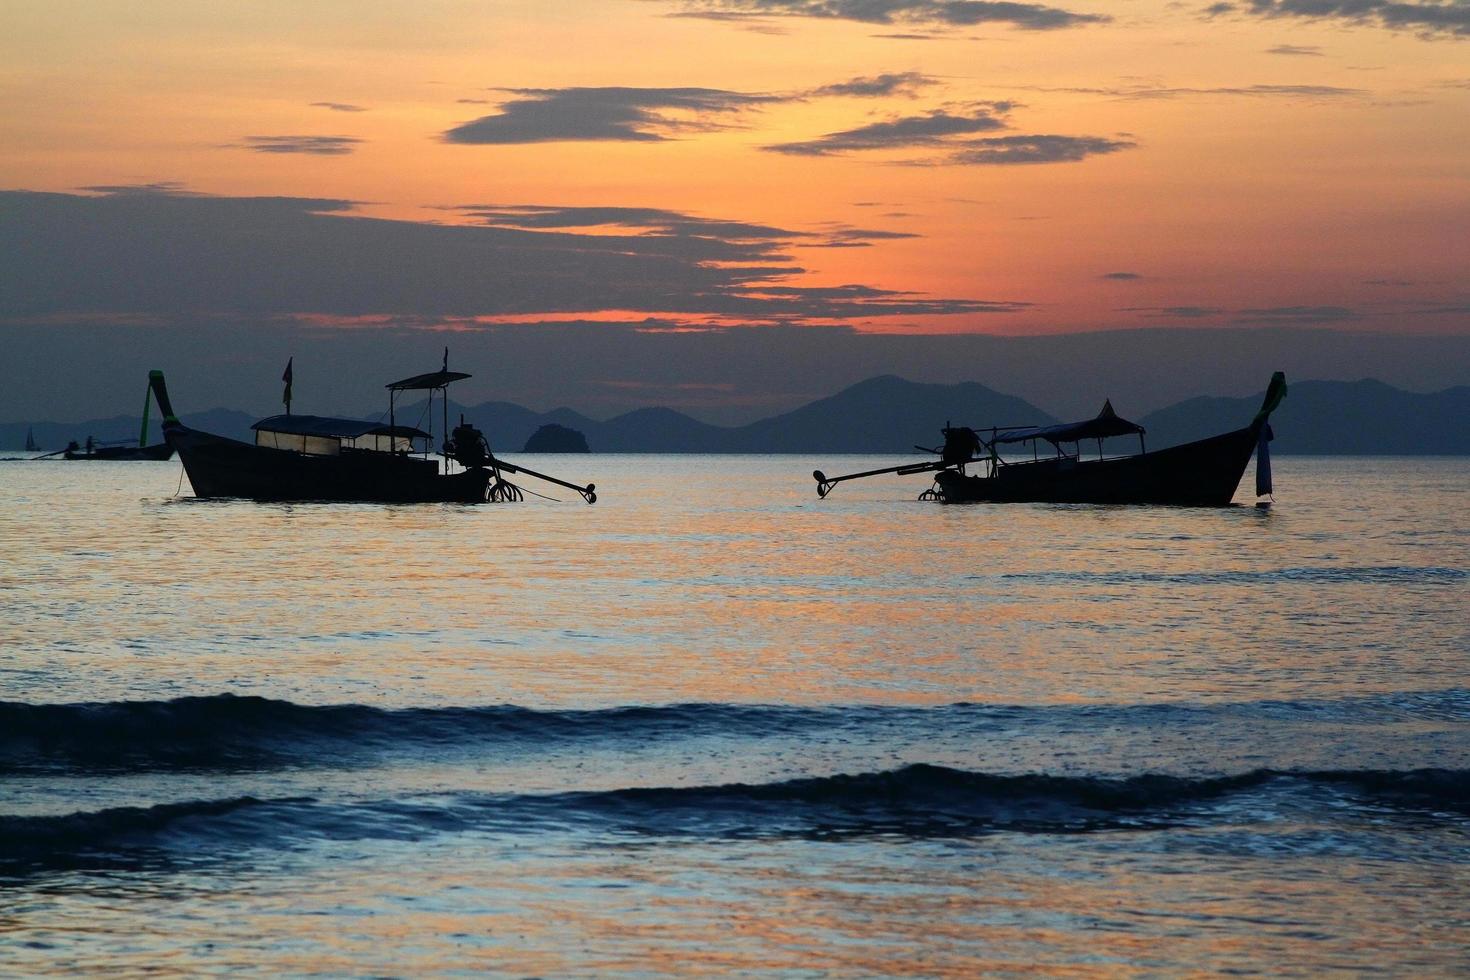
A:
[{"xmin": 2, "ymin": 0, "xmax": 1467, "ymax": 421}]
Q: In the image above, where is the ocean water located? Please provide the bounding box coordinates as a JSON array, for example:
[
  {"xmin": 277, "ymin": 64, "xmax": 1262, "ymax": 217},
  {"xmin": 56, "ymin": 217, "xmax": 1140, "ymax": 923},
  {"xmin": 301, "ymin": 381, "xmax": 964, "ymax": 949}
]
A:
[{"xmin": 1, "ymin": 454, "xmax": 1466, "ymax": 975}]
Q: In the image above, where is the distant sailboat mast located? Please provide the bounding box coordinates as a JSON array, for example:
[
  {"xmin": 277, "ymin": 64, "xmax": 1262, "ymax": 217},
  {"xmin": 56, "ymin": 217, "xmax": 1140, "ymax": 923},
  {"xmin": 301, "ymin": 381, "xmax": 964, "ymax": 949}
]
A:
[{"xmin": 25, "ymin": 426, "xmax": 39, "ymax": 452}]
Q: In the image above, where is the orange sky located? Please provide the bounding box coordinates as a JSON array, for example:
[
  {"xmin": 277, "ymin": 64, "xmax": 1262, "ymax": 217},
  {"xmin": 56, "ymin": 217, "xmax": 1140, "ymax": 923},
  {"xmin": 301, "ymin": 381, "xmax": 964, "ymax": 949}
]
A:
[{"xmin": 2, "ymin": 0, "xmax": 1467, "ymax": 341}]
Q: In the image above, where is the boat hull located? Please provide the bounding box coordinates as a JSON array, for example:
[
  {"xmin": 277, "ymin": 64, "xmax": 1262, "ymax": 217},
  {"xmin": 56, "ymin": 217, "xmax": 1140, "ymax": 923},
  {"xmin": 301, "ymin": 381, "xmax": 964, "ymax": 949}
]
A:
[
  {"xmin": 64, "ymin": 443, "xmax": 175, "ymax": 461},
  {"xmin": 163, "ymin": 423, "xmax": 491, "ymax": 503},
  {"xmin": 933, "ymin": 425, "xmax": 1260, "ymax": 506}
]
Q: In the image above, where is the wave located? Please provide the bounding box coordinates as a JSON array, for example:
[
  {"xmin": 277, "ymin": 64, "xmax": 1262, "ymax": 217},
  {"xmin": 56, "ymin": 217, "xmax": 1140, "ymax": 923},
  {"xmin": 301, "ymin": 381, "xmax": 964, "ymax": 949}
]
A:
[
  {"xmin": 0, "ymin": 696, "xmax": 845, "ymax": 773},
  {"xmin": 4, "ymin": 691, "xmax": 1467, "ymax": 775},
  {"xmin": 3, "ymin": 765, "xmax": 1465, "ymax": 873}
]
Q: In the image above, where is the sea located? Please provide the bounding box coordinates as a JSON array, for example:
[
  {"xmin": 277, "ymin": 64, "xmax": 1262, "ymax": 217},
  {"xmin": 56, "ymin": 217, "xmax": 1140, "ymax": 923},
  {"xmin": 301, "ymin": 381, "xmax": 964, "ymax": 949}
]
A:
[{"xmin": 1, "ymin": 454, "xmax": 1466, "ymax": 975}]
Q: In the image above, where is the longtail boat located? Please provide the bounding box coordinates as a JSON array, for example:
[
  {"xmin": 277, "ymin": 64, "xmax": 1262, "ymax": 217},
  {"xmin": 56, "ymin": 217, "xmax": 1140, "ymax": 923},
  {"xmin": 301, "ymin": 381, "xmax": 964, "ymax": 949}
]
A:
[
  {"xmin": 813, "ymin": 373, "xmax": 1286, "ymax": 506},
  {"xmin": 59, "ymin": 376, "xmax": 175, "ymax": 460},
  {"xmin": 62, "ymin": 439, "xmax": 175, "ymax": 461},
  {"xmin": 148, "ymin": 359, "xmax": 596, "ymax": 504}
]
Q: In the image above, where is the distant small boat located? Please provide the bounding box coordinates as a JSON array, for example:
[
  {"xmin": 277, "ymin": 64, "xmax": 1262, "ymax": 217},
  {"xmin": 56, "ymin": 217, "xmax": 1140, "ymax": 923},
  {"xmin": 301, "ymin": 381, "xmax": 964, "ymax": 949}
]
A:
[
  {"xmin": 149, "ymin": 360, "xmax": 597, "ymax": 504},
  {"xmin": 814, "ymin": 373, "xmax": 1287, "ymax": 506},
  {"xmin": 63, "ymin": 438, "xmax": 175, "ymax": 461},
  {"xmin": 58, "ymin": 375, "xmax": 174, "ymax": 460},
  {"xmin": 24, "ymin": 427, "xmax": 39, "ymax": 452}
]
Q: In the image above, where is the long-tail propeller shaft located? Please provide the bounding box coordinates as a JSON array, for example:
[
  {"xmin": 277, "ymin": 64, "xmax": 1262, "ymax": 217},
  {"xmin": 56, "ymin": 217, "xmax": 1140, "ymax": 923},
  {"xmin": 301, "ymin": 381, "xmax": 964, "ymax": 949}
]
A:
[
  {"xmin": 814, "ymin": 459, "xmax": 955, "ymax": 498},
  {"xmin": 814, "ymin": 423, "xmax": 987, "ymax": 497},
  {"xmin": 447, "ymin": 418, "xmax": 597, "ymax": 504},
  {"xmin": 493, "ymin": 457, "xmax": 597, "ymax": 504}
]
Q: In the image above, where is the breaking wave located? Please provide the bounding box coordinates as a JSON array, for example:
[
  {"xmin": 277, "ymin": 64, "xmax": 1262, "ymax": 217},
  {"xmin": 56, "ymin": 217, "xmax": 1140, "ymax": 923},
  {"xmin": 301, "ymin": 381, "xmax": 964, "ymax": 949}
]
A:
[
  {"xmin": 3, "ymin": 765, "xmax": 1465, "ymax": 873},
  {"xmin": 3, "ymin": 691, "xmax": 1466, "ymax": 774}
]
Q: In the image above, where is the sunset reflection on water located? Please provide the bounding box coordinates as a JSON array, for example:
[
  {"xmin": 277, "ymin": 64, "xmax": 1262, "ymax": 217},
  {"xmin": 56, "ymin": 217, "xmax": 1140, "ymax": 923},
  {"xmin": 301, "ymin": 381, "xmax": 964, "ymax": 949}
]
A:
[{"xmin": 1, "ymin": 455, "xmax": 1466, "ymax": 974}]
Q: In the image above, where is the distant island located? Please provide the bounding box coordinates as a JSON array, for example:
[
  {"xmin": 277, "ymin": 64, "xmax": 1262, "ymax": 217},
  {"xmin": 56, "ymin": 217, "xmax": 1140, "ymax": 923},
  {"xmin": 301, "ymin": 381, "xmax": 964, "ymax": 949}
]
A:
[
  {"xmin": 5, "ymin": 376, "xmax": 1468, "ymax": 454},
  {"xmin": 523, "ymin": 423, "xmax": 590, "ymax": 453}
]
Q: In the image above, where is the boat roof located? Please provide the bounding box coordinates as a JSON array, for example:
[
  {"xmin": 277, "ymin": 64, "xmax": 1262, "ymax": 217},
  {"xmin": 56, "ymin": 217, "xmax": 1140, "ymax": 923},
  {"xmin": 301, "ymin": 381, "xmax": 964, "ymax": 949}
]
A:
[
  {"xmin": 386, "ymin": 370, "xmax": 471, "ymax": 391},
  {"xmin": 992, "ymin": 399, "xmax": 1144, "ymax": 446},
  {"xmin": 251, "ymin": 415, "xmax": 431, "ymax": 440}
]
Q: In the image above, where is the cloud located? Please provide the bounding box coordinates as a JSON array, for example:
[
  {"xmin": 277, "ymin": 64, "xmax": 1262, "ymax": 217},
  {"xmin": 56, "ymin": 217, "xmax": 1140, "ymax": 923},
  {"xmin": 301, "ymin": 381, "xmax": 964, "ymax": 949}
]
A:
[
  {"xmin": 1123, "ymin": 304, "xmax": 1368, "ymax": 324},
  {"xmin": 458, "ymin": 204, "xmax": 918, "ymax": 250},
  {"xmin": 237, "ymin": 135, "xmax": 362, "ymax": 155},
  {"xmin": 76, "ymin": 181, "xmax": 195, "ymax": 196},
  {"xmin": 942, "ymin": 134, "xmax": 1135, "ymax": 164},
  {"xmin": 802, "ymin": 223, "xmax": 922, "ymax": 246},
  {"xmin": 443, "ymin": 87, "xmax": 783, "ymax": 144},
  {"xmin": 1234, "ymin": 305, "xmax": 1361, "ymax": 324},
  {"xmin": 1122, "ymin": 305, "xmax": 1227, "ymax": 318},
  {"xmin": 665, "ymin": 9, "xmax": 793, "ymax": 31},
  {"xmin": 0, "ymin": 188, "xmax": 1003, "ymax": 326},
  {"xmin": 765, "ymin": 101, "xmax": 1133, "ymax": 166},
  {"xmin": 808, "ymin": 72, "xmax": 939, "ymax": 97},
  {"xmin": 1223, "ymin": 0, "xmax": 1470, "ymax": 38},
  {"xmin": 455, "ymin": 204, "xmax": 800, "ymax": 247},
  {"xmin": 672, "ymin": 0, "xmax": 1110, "ymax": 30},
  {"xmin": 1020, "ymin": 82, "xmax": 1365, "ymax": 100},
  {"xmin": 310, "ymin": 102, "xmax": 368, "ymax": 112},
  {"xmin": 765, "ymin": 104, "xmax": 1014, "ymax": 155},
  {"xmin": 1132, "ymin": 83, "xmax": 1362, "ymax": 99},
  {"xmin": 443, "ymin": 76, "xmax": 941, "ymax": 150},
  {"xmin": 1265, "ymin": 43, "xmax": 1324, "ymax": 54},
  {"xmin": 1102, "ymin": 271, "xmax": 1142, "ymax": 280}
]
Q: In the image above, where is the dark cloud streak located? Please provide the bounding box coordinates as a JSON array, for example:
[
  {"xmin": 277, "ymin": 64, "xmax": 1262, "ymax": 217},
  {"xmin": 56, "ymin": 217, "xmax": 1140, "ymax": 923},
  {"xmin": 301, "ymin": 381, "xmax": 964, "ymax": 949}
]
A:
[
  {"xmin": 442, "ymin": 87, "xmax": 782, "ymax": 144},
  {"xmin": 765, "ymin": 105, "xmax": 1013, "ymax": 155},
  {"xmin": 236, "ymin": 135, "xmax": 363, "ymax": 155},
  {"xmin": 942, "ymin": 134, "xmax": 1134, "ymax": 164},
  {"xmin": 1212, "ymin": 0, "xmax": 1470, "ymax": 38},
  {"xmin": 808, "ymin": 72, "xmax": 938, "ymax": 97},
  {"xmin": 1011, "ymin": 82, "xmax": 1365, "ymax": 100},
  {"xmin": 674, "ymin": 0, "xmax": 1109, "ymax": 30}
]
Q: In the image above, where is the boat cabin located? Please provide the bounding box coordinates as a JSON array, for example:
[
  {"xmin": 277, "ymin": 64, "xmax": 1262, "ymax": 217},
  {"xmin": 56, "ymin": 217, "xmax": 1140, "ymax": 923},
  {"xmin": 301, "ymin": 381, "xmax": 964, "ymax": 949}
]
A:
[
  {"xmin": 252, "ymin": 415, "xmax": 430, "ymax": 456},
  {"xmin": 246, "ymin": 355, "xmax": 475, "ymax": 465}
]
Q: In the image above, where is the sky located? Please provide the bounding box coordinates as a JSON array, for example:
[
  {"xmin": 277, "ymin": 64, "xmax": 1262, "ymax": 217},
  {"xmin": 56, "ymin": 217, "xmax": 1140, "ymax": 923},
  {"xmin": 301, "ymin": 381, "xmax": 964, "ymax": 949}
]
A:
[{"xmin": 2, "ymin": 0, "xmax": 1467, "ymax": 422}]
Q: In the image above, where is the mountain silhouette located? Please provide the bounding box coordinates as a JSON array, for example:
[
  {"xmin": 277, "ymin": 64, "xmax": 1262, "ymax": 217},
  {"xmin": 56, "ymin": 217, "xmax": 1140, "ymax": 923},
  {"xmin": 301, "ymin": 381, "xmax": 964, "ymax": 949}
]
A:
[
  {"xmin": 717, "ymin": 375, "xmax": 1053, "ymax": 453},
  {"xmin": 5, "ymin": 376, "xmax": 1467, "ymax": 454},
  {"xmin": 1139, "ymin": 379, "xmax": 1470, "ymax": 454},
  {"xmin": 522, "ymin": 424, "xmax": 591, "ymax": 453},
  {"xmin": 0, "ymin": 408, "xmax": 258, "ymax": 451}
]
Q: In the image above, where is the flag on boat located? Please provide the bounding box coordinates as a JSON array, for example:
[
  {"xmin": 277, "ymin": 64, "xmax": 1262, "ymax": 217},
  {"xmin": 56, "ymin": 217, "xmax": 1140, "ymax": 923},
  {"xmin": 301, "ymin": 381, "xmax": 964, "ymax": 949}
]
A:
[
  {"xmin": 1256, "ymin": 423, "xmax": 1274, "ymax": 497},
  {"xmin": 282, "ymin": 357, "xmax": 294, "ymax": 414}
]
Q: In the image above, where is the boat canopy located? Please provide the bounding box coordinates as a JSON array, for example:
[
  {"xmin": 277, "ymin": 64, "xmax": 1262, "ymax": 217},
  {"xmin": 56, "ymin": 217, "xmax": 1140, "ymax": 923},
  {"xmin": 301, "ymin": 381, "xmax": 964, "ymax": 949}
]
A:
[
  {"xmin": 386, "ymin": 370, "xmax": 471, "ymax": 391},
  {"xmin": 251, "ymin": 415, "xmax": 430, "ymax": 440},
  {"xmin": 992, "ymin": 399, "xmax": 1145, "ymax": 446}
]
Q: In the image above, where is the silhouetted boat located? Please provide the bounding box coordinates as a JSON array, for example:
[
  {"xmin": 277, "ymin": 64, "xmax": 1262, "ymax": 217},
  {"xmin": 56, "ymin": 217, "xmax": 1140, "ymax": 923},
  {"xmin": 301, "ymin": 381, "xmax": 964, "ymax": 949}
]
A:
[
  {"xmin": 63, "ymin": 438, "xmax": 175, "ymax": 461},
  {"xmin": 24, "ymin": 427, "xmax": 39, "ymax": 452},
  {"xmin": 58, "ymin": 375, "xmax": 174, "ymax": 460},
  {"xmin": 148, "ymin": 362, "xmax": 596, "ymax": 504},
  {"xmin": 814, "ymin": 373, "xmax": 1286, "ymax": 506}
]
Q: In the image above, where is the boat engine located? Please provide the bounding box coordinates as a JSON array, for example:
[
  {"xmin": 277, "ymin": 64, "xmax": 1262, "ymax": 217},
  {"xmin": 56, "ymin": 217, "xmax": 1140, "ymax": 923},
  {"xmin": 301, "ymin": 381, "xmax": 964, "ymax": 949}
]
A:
[
  {"xmin": 444, "ymin": 419, "xmax": 492, "ymax": 469},
  {"xmin": 940, "ymin": 425, "xmax": 981, "ymax": 467}
]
